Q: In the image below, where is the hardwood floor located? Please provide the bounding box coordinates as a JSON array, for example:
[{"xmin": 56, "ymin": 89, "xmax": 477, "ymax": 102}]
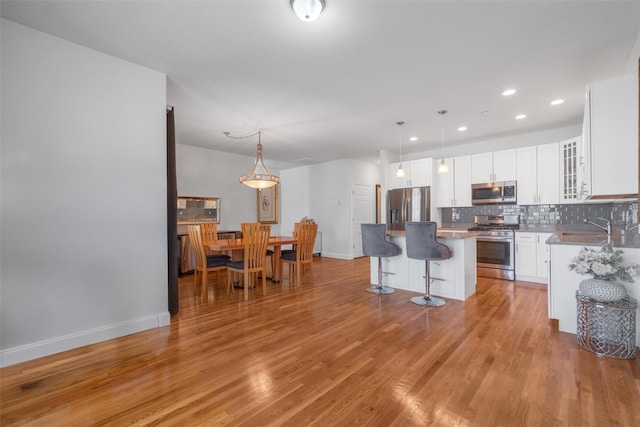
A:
[{"xmin": 2, "ymin": 257, "xmax": 639, "ymax": 426}]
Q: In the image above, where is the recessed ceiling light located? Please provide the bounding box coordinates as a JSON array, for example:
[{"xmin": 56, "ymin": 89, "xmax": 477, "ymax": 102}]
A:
[
  {"xmin": 409, "ymin": 136, "xmax": 418, "ymax": 142},
  {"xmin": 502, "ymin": 89, "xmax": 517, "ymax": 96},
  {"xmin": 458, "ymin": 126, "xmax": 467, "ymax": 131},
  {"xmin": 550, "ymin": 99, "xmax": 564, "ymax": 106},
  {"xmin": 515, "ymin": 114, "xmax": 527, "ymax": 120}
]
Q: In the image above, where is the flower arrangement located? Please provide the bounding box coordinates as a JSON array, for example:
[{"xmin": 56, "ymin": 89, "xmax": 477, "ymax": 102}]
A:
[{"xmin": 569, "ymin": 243, "xmax": 640, "ymax": 282}]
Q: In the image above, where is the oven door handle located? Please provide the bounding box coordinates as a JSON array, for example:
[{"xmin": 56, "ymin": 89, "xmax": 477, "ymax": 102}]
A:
[{"xmin": 477, "ymin": 237, "xmax": 513, "ymax": 243}]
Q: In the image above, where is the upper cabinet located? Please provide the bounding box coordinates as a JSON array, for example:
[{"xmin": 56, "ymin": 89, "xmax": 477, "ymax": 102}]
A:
[
  {"xmin": 471, "ymin": 149, "xmax": 517, "ymax": 183},
  {"xmin": 388, "ymin": 158, "xmax": 432, "ymax": 189},
  {"xmin": 516, "ymin": 143, "xmax": 560, "ymax": 205},
  {"xmin": 582, "ymin": 73, "xmax": 638, "ymax": 198},
  {"xmin": 559, "ymin": 136, "xmax": 582, "ymax": 203},
  {"xmin": 434, "ymin": 155, "xmax": 472, "ymax": 207}
]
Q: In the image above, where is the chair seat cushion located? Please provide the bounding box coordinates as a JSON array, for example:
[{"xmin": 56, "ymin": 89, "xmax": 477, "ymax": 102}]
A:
[
  {"xmin": 281, "ymin": 251, "xmax": 297, "ymax": 261},
  {"xmin": 207, "ymin": 254, "xmax": 231, "ymax": 260},
  {"xmin": 226, "ymin": 260, "xmax": 244, "ymax": 270},
  {"xmin": 206, "ymin": 257, "xmax": 228, "ymax": 268}
]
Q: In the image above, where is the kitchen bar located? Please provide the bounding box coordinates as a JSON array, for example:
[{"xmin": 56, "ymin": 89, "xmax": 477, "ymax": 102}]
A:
[{"xmin": 369, "ymin": 229, "xmax": 478, "ymax": 301}]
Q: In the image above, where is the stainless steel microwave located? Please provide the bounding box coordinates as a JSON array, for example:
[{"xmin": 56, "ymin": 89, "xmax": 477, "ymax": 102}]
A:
[{"xmin": 471, "ymin": 181, "xmax": 517, "ymax": 205}]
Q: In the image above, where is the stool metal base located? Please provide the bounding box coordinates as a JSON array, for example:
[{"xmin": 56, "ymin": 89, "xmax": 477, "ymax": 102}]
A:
[
  {"xmin": 366, "ymin": 285, "xmax": 395, "ymax": 295},
  {"xmin": 411, "ymin": 295, "xmax": 446, "ymax": 307}
]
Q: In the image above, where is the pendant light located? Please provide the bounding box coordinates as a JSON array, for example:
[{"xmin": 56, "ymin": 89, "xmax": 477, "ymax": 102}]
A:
[
  {"xmin": 396, "ymin": 121, "xmax": 406, "ymax": 178},
  {"xmin": 231, "ymin": 130, "xmax": 279, "ymax": 189},
  {"xmin": 290, "ymin": 0, "xmax": 325, "ymax": 22},
  {"xmin": 437, "ymin": 110, "xmax": 449, "ymax": 173}
]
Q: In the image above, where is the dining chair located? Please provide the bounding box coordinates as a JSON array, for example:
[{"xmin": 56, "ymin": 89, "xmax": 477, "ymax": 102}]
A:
[
  {"xmin": 280, "ymin": 222, "xmax": 318, "ymax": 286},
  {"xmin": 227, "ymin": 226, "xmax": 270, "ymax": 300},
  {"xmin": 187, "ymin": 225, "xmax": 228, "ymax": 299},
  {"xmin": 241, "ymin": 222, "xmax": 274, "ymax": 279},
  {"xmin": 199, "ymin": 222, "xmax": 231, "ymax": 260}
]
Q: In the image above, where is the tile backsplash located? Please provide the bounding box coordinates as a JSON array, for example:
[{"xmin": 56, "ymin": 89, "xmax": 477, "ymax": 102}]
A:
[{"xmin": 443, "ymin": 201, "xmax": 638, "ymax": 227}]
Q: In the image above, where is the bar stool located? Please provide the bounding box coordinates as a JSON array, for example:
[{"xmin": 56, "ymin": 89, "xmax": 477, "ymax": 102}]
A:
[
  {"xmin": 405, "ymin": 221, "xmax": 451, "ymax": 307},
  {"xmin": 361, "ymin": 224, "xmax": 402, "ymax": 295}
]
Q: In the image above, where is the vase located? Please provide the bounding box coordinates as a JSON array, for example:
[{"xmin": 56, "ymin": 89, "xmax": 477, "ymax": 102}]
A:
[{"xmin": 578, "ymin": 278, "xmax": 627, "ymax": 302}]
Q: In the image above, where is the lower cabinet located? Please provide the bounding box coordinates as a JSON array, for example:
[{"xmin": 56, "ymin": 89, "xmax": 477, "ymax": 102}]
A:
[{"xmin": 515, "ymin": 231, "xmax": 552, "ymax": 283}]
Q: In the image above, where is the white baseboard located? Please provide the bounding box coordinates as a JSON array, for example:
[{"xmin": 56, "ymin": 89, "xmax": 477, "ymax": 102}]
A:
[
  {"xmin": 515, "ymin": 275, "xmax": 548, "ymax": 284},
  {"xmin": 320, "ymin": 252, "xmax": 353, "ymax": 260},
  {"xmin": 0, "ymin": 311, "xmax": 171, "ymax": 367}
]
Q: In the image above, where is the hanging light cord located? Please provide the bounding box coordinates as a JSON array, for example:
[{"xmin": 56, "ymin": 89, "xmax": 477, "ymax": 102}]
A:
[{"xmin": 223, "ymin": 130, "xmax": 260, "ymax": 140}]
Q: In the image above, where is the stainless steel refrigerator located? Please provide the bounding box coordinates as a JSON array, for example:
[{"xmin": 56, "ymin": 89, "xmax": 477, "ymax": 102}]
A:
[{"xmin": 387, "ymin": 187, "xmax": 431, "ymax": 231}]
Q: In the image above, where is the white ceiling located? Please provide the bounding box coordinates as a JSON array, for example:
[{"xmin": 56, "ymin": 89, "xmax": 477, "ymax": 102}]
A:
[{"xmin": 2, "ymin": 1, "xmax": 639, "ymax": 168}]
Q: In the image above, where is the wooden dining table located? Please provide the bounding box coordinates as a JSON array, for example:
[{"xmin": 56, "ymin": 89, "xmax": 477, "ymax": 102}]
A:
[{"xmin": 205, "ymin": 236, "xmax": 298, "ymax": 284}]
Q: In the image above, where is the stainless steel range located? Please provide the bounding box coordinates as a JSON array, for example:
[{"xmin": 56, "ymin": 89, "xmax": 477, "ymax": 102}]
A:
[{"xmin": 469, "ymin": 215, "xmax": 519, "ymax": 280}]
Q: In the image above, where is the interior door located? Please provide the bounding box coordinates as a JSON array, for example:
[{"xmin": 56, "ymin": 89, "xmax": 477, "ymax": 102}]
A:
[{"xmin": 352, "ymin": 183, "xmax": 372, "ymax": 258}]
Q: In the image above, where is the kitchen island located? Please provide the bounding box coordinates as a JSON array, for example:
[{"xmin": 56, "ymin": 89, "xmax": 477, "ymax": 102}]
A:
[
  {"xmin": 547, "ymin": 230, "xmax": 640, "ymax": 344},
  {"xmin": 369, "ymin": 230, "xmax": 478, "ymax": 301}
]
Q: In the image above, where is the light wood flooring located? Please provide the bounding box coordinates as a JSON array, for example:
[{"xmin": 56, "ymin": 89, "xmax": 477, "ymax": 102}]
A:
[{"xmin": 1, "ymin": 257, "xmax": 639, "ymax": 426}]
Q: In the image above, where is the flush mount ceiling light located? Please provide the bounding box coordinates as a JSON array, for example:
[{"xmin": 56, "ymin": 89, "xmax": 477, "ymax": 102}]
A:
[
  {"xmin": 226, "ymin": 130, "xmax": 279, "ymax": 189},
  {"xmin": 550, "ymin": 99, "xmax": 565, "ymax": 106},
  {"xmin": 502, "ymin": 89, "xmax": 517, "ymax": 96},
  {"xmin": 396, "ymin": 121, "xmax": 406, "ymax": 178},
  {"xmin": 458, "ymin": 126, "xmax": 467, "ymax": 132},
  {"xmin": 291, "ymin": 0, "xmax": 325, "ymax": 22},
  {"xmin": 438, "ymin": 110, "xmax": 449, "ymax": 174},
  {"xmin": 515, "ymin": 114, "xmax": 527, "ymax": 120}
]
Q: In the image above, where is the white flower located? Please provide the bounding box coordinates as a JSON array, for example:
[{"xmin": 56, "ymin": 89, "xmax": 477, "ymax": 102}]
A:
[{"xmin": 569, "ymin": 243, "xmax": 639, "ymax": 283}]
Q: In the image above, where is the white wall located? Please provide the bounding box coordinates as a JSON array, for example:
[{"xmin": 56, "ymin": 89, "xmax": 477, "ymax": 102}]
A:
[
  {"xmin": 0, "ymin": 20, "xmax": 169, "ymax": 366},
  {"xmin": 281, "ymin": 159, "xmax": 379, "ymax": 259},
  {"xmin": 176, "ymin": 144, "xmax": 281, "ymax": 234}
]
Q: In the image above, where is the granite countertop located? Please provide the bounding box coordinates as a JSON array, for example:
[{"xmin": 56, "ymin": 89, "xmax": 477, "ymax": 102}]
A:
[
  {"xmin": 546, "ymin": 230, "xmax": 640, "ymax": 248},
  {"xmin": 387, "ymin": 229, "xmax": 479, "ymax": 239}
]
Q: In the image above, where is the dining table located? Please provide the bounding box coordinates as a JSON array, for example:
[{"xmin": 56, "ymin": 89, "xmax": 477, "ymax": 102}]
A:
[{"xmin": 205, "ymin": 235, "xmax": 298, "ymax": 286}]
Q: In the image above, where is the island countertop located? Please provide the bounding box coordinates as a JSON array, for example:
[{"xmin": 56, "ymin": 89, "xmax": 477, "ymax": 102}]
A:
[{"xmin": 386, "ymin": 229, "xmax": 480, "ymax": 239}]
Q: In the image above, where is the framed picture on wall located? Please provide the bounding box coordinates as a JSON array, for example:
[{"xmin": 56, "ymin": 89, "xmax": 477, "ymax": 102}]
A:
[{"xmin": 257, "ymin": 185, "xmax": 278, "ymax": 224}]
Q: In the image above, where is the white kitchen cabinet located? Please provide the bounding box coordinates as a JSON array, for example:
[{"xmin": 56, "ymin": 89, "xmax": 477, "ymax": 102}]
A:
[
  {"xmin": 559, "ymin": 137, "xmax": 582, "ymax": 203},
  {"xmin": 515, "ymin": 231, "xmax": 551, "ymax": 283},
  {"xmin": 516, "ymin": 143, "xmax": 560, "ymax": 205},
  {"xmin": 471, "ymin": 149, "xmax": 516, "ymax": 183},
  {"xmin": 515, "ymin": 232, "xmax": 537, "ymax": 278},
  {"xmin": 434, "ymin": 157, "xmax": 454, "ymax": 207},
  {"xmin": 434, "ymin": 155, "xmax": 472, "ymax": 207},
  {"xmin": 582, "ymin": 73, "xmax": 638, "ymax": 198},
  {"xmin": 549, "ymin": 243, "xmax": 640, "ymax": 344},
  {"xmin": 516, "ymin": 146, "xmax": 537, "ymax": 205},
  {"xmin": 536, "ymin": 232, "xmax": 553, "ymax": 279},
  {"xmin": 389, "ymin": 158, "xmax": 432, "ymax": 189},
  {"xmin": 454, "ymin": 156, "xmax": 472, "ymax": 206}
]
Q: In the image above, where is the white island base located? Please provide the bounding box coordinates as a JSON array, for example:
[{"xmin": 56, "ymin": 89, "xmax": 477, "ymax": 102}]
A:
[{"xmin": 369, "ymin": 232, "xmax": 477, "ymax": 301}]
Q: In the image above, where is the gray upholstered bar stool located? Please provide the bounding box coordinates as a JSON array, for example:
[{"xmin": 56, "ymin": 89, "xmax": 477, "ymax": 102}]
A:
[
  {"xmin": 361, "ymin": 224, "xmax": 402, "ymax": 295},
  {"xmin": 405, "ymin": 221, "xmax": 451, "ymax": 307}
]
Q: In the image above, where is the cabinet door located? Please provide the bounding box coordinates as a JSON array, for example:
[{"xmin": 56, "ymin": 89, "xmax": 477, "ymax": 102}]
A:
[
  {"xmin": 435, "ymin": 157, "xmax": 454, "ymax": 207},
  {"xmin": 389, "ymin": 162, "xmax": 410, "ymax": 189},
  {"xmin": 493, "ymin": 149, "xmax": 517, "ymax": 182},
  {"xmin": 589, "ymin": 73, "xmax": 638, "ymax": 196},
  {"xmin": 536, "ymin": 232, "xmax": 553, "ymax": 279},
  {"xmin": 559, "ymin": 137, "xmax": 582, "ymax": 203},
  {"xmin": 409, "ymin": 158, "xmax": 432, "ymax": 187},
  {"xmin": 471, "ymin": 152, "xmax": 494, "ymax": 183},
  {"xmin": 516, "ymin": 146, "xmax": 538, "ymax": 205},
  {"xmin": 537, "ymin": 142, "xmax": 560, "ymax": 204},
  {"xmin": 515, "ymin": 232, "xmax": 537, "ymax": 277},
  {"xmin": 453, "ymin": 155, "xmax": 472, "ymax": 206}
]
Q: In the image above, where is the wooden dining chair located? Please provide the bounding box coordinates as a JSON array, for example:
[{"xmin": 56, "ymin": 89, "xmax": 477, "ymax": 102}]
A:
[
  {"xmin": 200, "ymin": 222, "xmax": 231, "ymax": 260},
  {"xmin": 241, "ymin": 222, "xmax": 273, "ymax": 279},
  {"xmin": 187, "ymin": 225, "xmax": 228, "ymax": 299},
  {"xmin": 227, "ymin": 226, "xmax": 270, "ymax": 300},
  {"xmin": 280, "ymin": 222, "xmax": 318, "ymax": 286}
]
